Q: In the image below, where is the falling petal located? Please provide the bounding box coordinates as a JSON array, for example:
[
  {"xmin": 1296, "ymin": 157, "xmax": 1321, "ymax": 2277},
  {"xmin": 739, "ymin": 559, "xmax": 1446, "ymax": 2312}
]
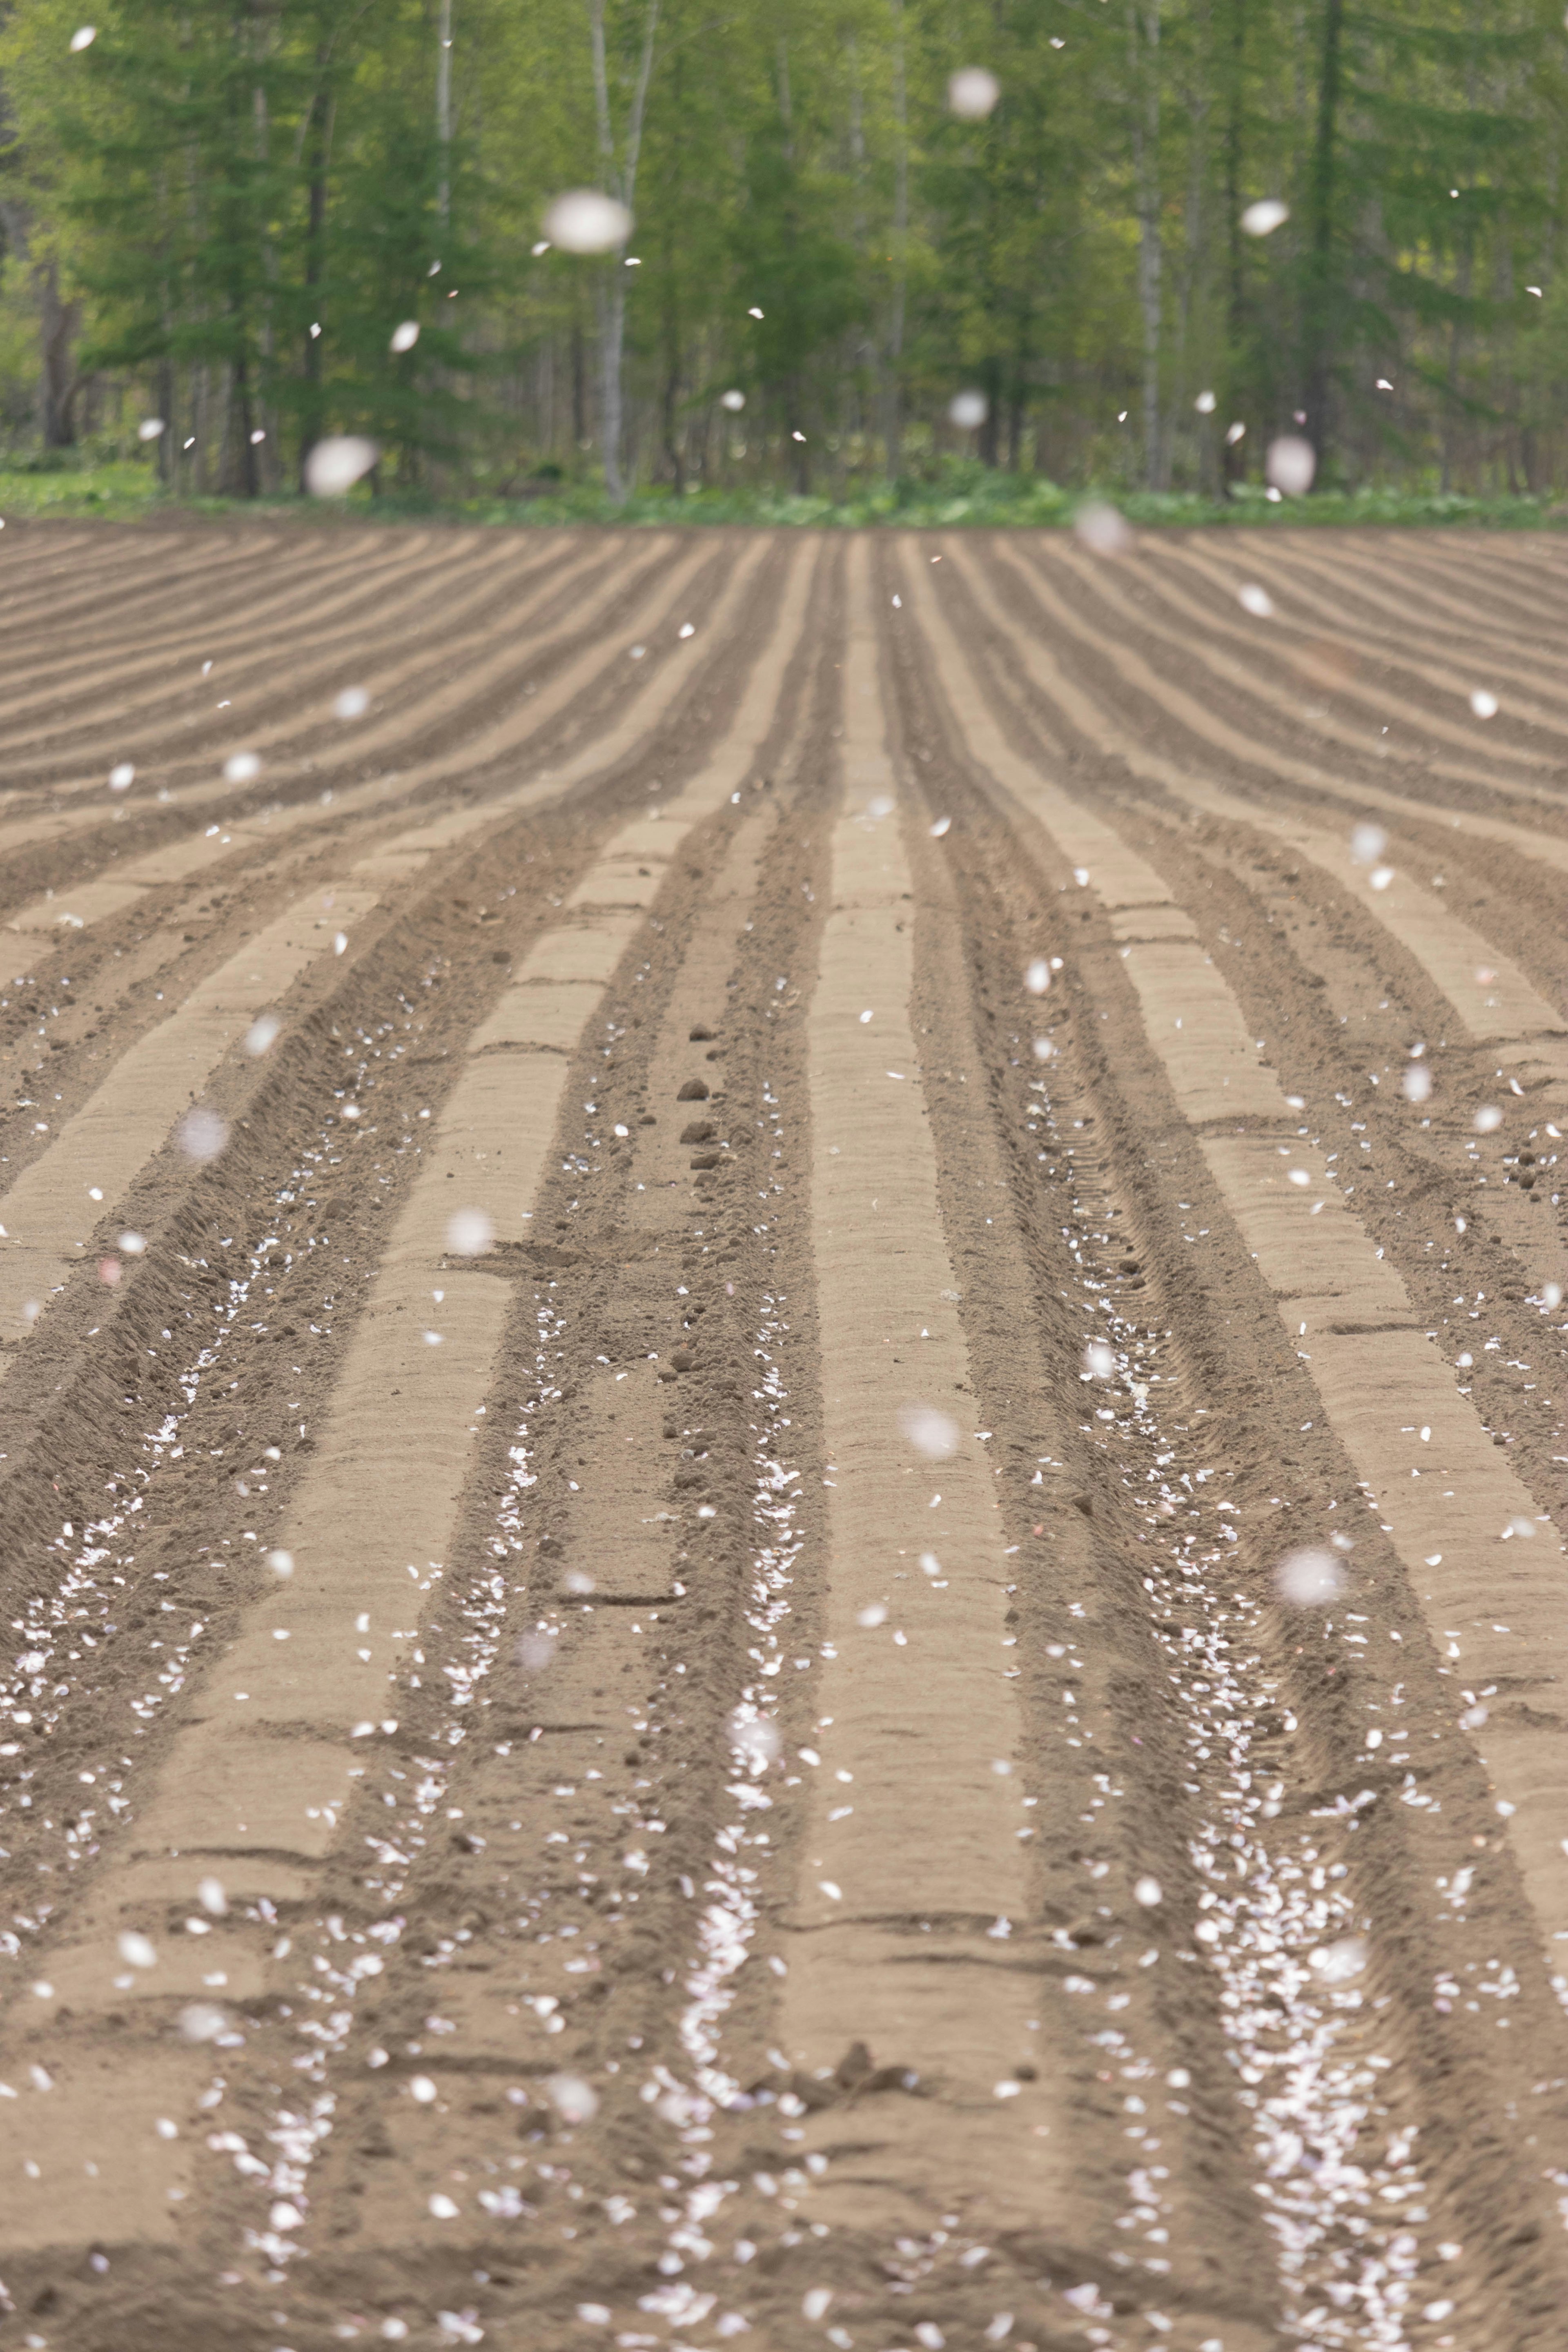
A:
[
  {"xmin": 1276, "ymin": 1546, "xmax": 1341, "ymax": 1606},
  {"xmin": 543, "ymin": 190, "xmax": 633, "ymax": 253},
  {"xmin": 546, "ymin": 2071, "xmax": 599, "ymax": 2124},
  {"xmin": 304, "ymin": 436, "xmax": 379, "ymax": 496},
  {"xmin": 1265, "ymin": 434, "xmax": 1316, "ymax": 496},
  {"xmin": 1310, "ymin": 1934, "xmax": 1368, "ymax": 1983},
  {"xmin": 947, "ymin": 66, "xmax": 1000, "ymax": 118},
  {"xmin": 1241, "ymin": 198, "xmax": 1289, "ymax": 236},
  {"xmin": 178, "ymin": 1107, "xmax": 228, "ymax": 1161},
  {"xmin": 446, "ymin": 1207, "xmax": 494, "ymax": 1256},
  {"xmin": 1074, "ymin": 501, "xmax": 1131, "ymax": 557},
  {"xmin": 899, "ymin": 1405, "xmax": 959, "ymax": 1459}
]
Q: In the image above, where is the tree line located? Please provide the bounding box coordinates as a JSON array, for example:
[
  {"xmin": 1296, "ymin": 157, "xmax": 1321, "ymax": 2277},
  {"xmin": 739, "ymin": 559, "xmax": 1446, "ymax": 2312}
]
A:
[{"xmin": 0, "ymin": 0, "xmax": 1564, "ymax": 500}]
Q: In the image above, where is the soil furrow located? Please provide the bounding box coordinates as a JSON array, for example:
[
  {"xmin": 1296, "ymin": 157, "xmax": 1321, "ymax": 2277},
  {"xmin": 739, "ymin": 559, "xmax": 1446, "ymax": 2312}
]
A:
[{"xmin": 6, "ymin": 526, "xmax": 1568, "ymax": 2352}]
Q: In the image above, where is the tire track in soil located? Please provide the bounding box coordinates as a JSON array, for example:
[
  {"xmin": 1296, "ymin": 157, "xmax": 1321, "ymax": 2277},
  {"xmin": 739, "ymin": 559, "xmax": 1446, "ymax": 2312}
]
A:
[
  {"xmin": 3, "ymin": 527, "xmax": 1568, "ymax": 2352},
  {"xmin": 0, "ymin": 530, "xmax": 784, "ymax": 1658},
  {"xmin": 930, "ymin": 537, "xmax": 1568, "ymax": 1469},
  {"xmin": 0, "ymin": 533, "xmax": 822, "ymax": 2336},
  {"xmin": 0, "ymin": 529, "xmax": 630, "ymax": 795},
  {"xmin": 0, "ymin": 528, "xmax": 546, "ymax": 737},
  {"xmin": 1144, "ymin": 540, "xmax": 1568, "ymax": 741},
  {"xmin": 0, "ymin": 529, "xmax": 452, "ymax": 744},
  {"xmin": 0, "ymin": 528, "xmax": 682, "ymax": 838},
  {"xmin": 0, "ymin": 536, "xmax": 764, "ymax": 1285},
  {"xmin": 940, "ymin": 537, "xmax": 1568, "ymax": 1057},
  {"xmin": 1040, "ymin": 539, "xmax": 1568, "ymax": 793},
  {"xmin": 0, "ymin": 530, "xmax": 689, "ymax": 1040},
  {"xmin": 895, "ymin": 536, "xmax": 1568, "ymax": 2350},
  {"xmin": 0, "ymin": 529, "xmax": 690, "ymax": 884},
  {"xmin": 1002, "ymin": 541, "xmax": 1564, "ymax": 807}
]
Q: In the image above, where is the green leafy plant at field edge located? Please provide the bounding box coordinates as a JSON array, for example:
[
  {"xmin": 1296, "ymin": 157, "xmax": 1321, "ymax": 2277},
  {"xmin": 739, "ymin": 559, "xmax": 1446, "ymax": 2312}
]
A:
[{"xmin": 4, "ymin": 460, "xmax": 1568, "ymax": 531}]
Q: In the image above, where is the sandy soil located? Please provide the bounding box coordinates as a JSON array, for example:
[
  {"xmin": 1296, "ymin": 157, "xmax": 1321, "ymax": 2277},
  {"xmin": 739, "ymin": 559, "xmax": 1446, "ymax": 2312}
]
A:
[{"xmin": 0, "ymin": 520, "xmax": 1566, "ymax": 2352}]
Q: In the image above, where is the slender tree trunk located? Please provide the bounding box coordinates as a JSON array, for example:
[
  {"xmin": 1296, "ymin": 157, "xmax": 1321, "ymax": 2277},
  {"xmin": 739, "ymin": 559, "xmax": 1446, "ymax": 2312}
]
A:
[
  {"xmin": 659, "ymin": 40, "xmax": 686, "ymax": 490},
  {"xmin": 884, "ymin": 0, "xmax": 908, "ymax": 479},
  {"xmin": 1222, "ymin": 0, "xmax": 1246, "ymax": 492},
  {"xmin": 0, "ymin": 201, "xmax": 82, "ymax": 452},
  {"xmin": 38, "ymin": 261, "xmax": 80, "ymax": 448},
  {"xmin": 588, "ymin": 0, "xmax": 659, "ymax": 501},
  {"xmin": 1302, "ymin": 0, "xmax": 1345, "ymax": 475},
  {"xmin": 659, "ymin": 243, "xmax": 684, "ymax": 488},
  {"xmin": 253, "ymin": 80, "xmax": 278, "ymax": 487},
  {"xmin": 598, "ymin": 271, "xmax": 628, "ymax": 499},
  {"xmin": 1175, "ymin": 51, "xmax": 1208, "ymax": 493},
  {"xmin": 437, "ymin": 0, "xmax": 452, "ymax": 230},
  {"xmin": 1130, "ymin": 2, "xmax": 1164, "ymax": 490},
  {"xmin": 784, "ymin": 374, "xmax": 809, "ymax": 492},
  {"xmin": 157, "ymin": 354, "xmax": 174, "ymax": 483},
  {"xmin": 571, "ymin": 287, "xmax": 589, "ymax": 450},
  {"xmin": 234, "ymin": 340, "xmax": 260, "ymax": 495},
  {"xmin": 298, "ymin": 72, "xmax": 334, "ymax": 488},
  {"xmin": 979, "ymin": 350, "xmax": 1002, "ymax": 467}
]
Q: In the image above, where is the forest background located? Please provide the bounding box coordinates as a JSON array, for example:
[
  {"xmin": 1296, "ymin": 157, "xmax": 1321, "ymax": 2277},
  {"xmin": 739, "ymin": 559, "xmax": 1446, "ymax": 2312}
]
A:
[{"xmin": 1, "ymin": 0, "xmax": 1568, "ymax": 521}]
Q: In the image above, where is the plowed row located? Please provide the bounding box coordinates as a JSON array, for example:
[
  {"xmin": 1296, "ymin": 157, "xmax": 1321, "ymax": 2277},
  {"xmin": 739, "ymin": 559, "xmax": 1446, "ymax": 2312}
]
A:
[{"xmin": 1, "ymin": 522, "xmax": 1566, "ymax": 2352}]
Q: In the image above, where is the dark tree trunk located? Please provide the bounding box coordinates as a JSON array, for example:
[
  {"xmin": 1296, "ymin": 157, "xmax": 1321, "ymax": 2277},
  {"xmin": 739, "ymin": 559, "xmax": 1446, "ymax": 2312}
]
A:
[
  {"xmin": 784, "ymin": 376, "xmax": 810, "ymax": 493},
  {"xmin": 571, "ymin": 298, "xmax": 588, "ymax": 450},
  {"xmin": 1222, "ymin": 0, "xmax": 1246, "ymax": 494},
  {"xmin": 0, "ymin": 202, "xmax": 82, "ymax": 450},
  {"xmin": 234, "ymin": 346, "xmax": 260, "ymax": 496},
  {"xmin": 978, "ymin": 353, "xmax": 1002, "ymax": 466},
  {"xmin": 38, "ymin": 259, "xmax": 81, "ymax": 447},
  {"xmin": 1302, "ymin": 0, "xmax": 1345, "ymax": 477},
  {"xmin": 298, "ymin": 72, "xmax": 334, "ymax": 489}
]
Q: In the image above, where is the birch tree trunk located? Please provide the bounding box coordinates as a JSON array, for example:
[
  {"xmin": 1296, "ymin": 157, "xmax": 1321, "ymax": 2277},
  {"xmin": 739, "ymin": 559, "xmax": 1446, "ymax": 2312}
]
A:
[
  {"xmin": 437, "ymin": 0, "xmax": 453, "ymax": 231},
  {"xmin": 1302, "ymin": 0, "xmax": 1345, "ymax": 474},
  {"xmin": 1129, "ymin": 0, "xmax": 1164, "ymax": 490},
  {"xmin": 589, "ymin": 0, "xmax": 659, "ymax": 502},
  {"xmin": 883, "ymin": 0, "xmax": 909, "ymax": 480}
]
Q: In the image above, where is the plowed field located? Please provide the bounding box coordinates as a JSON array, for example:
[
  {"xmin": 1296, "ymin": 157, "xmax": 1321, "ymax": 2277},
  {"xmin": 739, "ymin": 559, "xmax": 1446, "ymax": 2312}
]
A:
[{"xmin": 1, "ymin": 522, "xmax": 1566, "ymax": 2352}]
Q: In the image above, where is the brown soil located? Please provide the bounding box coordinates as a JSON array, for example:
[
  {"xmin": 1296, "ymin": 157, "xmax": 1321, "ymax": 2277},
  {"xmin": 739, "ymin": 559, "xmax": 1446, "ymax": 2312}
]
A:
[{"xmin": 0, "ymin": 521, "xmax": 1566, "ymax": 2352}]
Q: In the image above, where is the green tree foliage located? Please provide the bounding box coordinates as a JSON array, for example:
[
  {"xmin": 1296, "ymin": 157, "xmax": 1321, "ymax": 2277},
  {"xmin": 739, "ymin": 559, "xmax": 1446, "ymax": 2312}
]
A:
[{"xmin": 2, "ymin": 0, "xmax": 1567, "ymax": 495}]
